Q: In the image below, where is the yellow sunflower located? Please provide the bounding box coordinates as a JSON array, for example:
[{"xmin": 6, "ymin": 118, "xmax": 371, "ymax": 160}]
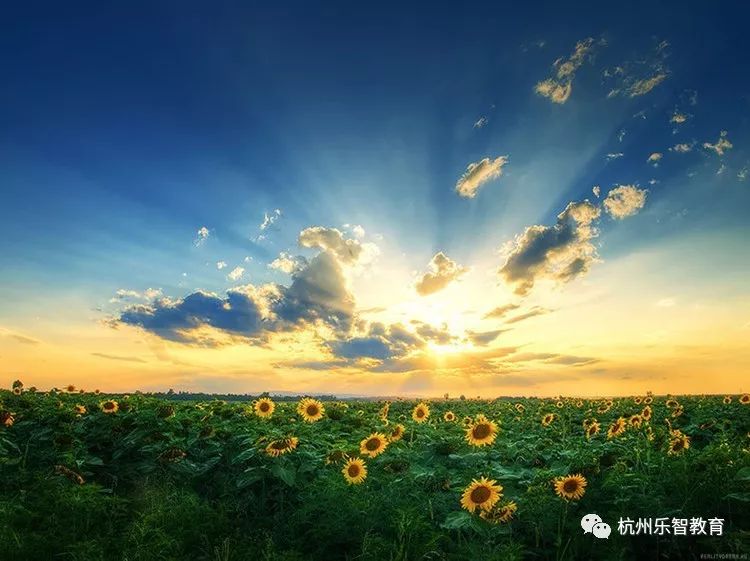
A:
[
  {"xmin": 480, "ymin": 500, "xmax": 518, "ymax": 524},
  {"xmin": 443, "ymin": 411, "xmax": 456, "ymax": 422},
  {"xmin": 12, "ymin": 387, "xmax": 22, "ymax": 396},
  {"xmin": 465, "ymin": 414, "xmax": 499, "ymax": 447},
  {"xmin": 554, "ymin": 473, "xmax": 587, "ymax": 501},
  {"xmin": 740, "ymin": 394, "xmax": 750, "ymax": 405},
  {"xmin": 100, "ymin": 400, "xmax": 119, "ymax": 414},
  {"xmin": 0, "ymin": 411, "xmax": 14, "ymax": 427},
  {"xmin": 575, "ymin": 400, "xmax": 583, "ymax": 408},
  {"xmin": 671, "ymin": 406, "xmax": 684, "ymax": 418},
  {"xmin": 462, "ymin": 416, "xmax": 473, "ymax": 426},
  {"xmin": 66, "ymin": 385, "xmax": 76, "ymax": 393},
  {"xmin": 582, "ymin": 418, "xmax": 596, "ymax": 429},
  {"xmin": 723, "ymin": 396, "xmax": 732, "ymax": 404},
  {"xmin": 342, "ymin": 457, "xmax": 367, "ymax": 485},
  {"xmin": 555, "ymin": 401, "xmax": 564, "ymax": 409},
  {"xmin": 541, "ymin": 413, "xmax": 555, "ymax": 427},
  {"xmin": 666, "ymin": 398, "xmax": 679, "ymax": 408},
  {"xmin": 643, "ymin": 396, "xmax": 653, "ymax": 404},
  {"xmin": 379, "ymin": 402, "xmax": 391, "ymax": 421},
  {"xmin": 607, "ymin": 417, "xmax": 626, "ymax": 439},
  {"xmin": 360, "ymin": 432, "xmax": 389, "ymax": 458},
  {"xmin": 596, "ymin": 404, "xmax": 611, "ymax": 414},
  {"xmin": 641, "ymin": 405, "xmax": 652, "ymax": 421},
  {"xmin": 585, "ymin": 422, "xmax": 600, "ymax": 439},
  {"xmin": 297, "ymin": 398, "xmax": 325, "ymax": 423},
  {"xmin": 629, "ymin": 414, "xmax": 643, "ymax": 428},
  {"xmin": 460, "ymin": 477, "xmax": 503, "ymax": 513},
  {"xmin": 668, "ymin": 433, "xmax": 690, "ymax": 455},
  {"xmin": 265, "ymin": 437, "xmax": 299, "ymax": 457},
  {"xmin": 634, "ymin": 396, "xmax": 643, "ymax": 405},
  {"xmin": 412, "ymin": 402, "xmax": 430, "ymax": 423},
  {"xmin": 389, "ymin": 423, "xmax": 405, "ymax": 442},
  {"xmin": 74, "ymin": 405, "xmax": 87, "ymax": 415},
  {"xmin": 514, "ymin": 403, "xmax": 525, "ymax": 414},
  {"xmin": 253, "ymin": 397, "xmax": 275, "ymax": 418}
]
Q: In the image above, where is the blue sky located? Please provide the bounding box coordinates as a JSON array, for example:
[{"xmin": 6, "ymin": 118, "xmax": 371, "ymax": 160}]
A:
[{"xmin": 1, "ymin": 1, "xmax": 749, "ymax": 395}]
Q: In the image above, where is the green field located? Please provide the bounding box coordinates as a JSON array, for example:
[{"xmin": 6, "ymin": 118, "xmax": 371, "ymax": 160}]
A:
[{"xmin": 1, "ymin": 385, "xmax": 749, "ymax": 560}]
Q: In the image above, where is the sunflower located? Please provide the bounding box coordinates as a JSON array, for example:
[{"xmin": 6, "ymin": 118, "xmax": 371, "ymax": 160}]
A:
[
  {"xmin": 575, "ymin": 400, "xmax": 583, "ymax": 408},
  {"xmin": 74, "ymin": 405, "xmax": 87, "ymax": 415},
  {"xmin": 554, "ymin": 473, "xmax": 587, "ymax": 501},
  {"xmin": 629, "ymin": 414, "xmax": 643, "ymax": 428},
  {"xmin": 740, "ymin": 394, "xmax": 750, "ymax": 405},
  {"xmin": 254, "ymin": 397, "xmax": 275, "ymax": 418},
  {"xmin": 596, "ymin": 404, "xmax": 611, "ymax": 414},
  {"xmin": 634, "ymin": 396, "xmax": 643, "ymax": 405},
  {"xmin": 342, "ymin": 457, "xmax": 367, "ymax": 485},
  {"xmin": 480, "ymin": 500, "xmax": 518, "ymax": 524},
  {"xmin": 443, "ymin": 411, "xmax": 456, "ymax": 422},
  {"xmin": 668, "ymin": 433, "xmax": 690, "ymax": 455},
  {"xmin": 665, "ymin": 398, "xmax": 679, "ymax": 408},
  {"xmin": 94, "ymin": 389, "xmax": 101, "ymax": 395},
  {"xmin": 0, "ymin": 411, "xmax": 14, "ymax": 427},
  {"xmin": 12, "ymin": 387, "xmax": 22, "ymax": 396},
  {"xmin": 723, "ymin": 396, "xmax": 732, "ymax": 404},
  {"xmin": 54, "ymin": 465, "xmax": 85, "ymax": 485},
  {"xmin": 389, "ymin": 423, "xmax": 405, "ymax": 442},
  {"xmin": 462, "ymin": 416, "xmax": 473, "ymax": 426},
  {"xmin": 671, "ymin": 406, "xmax": 684, "ymax": 418},
  {"xmin": 585, "ymin": 422, "xmax": 600, "ymax": 439},
  {"xmin": 607, "ymin": 417, "xmax": 626, "ymax": 439},
  {"xmin": 66, "ymin": 385, "xmax": 76, "ymax": 393},
  {"xmin": 514, "ymin": 403, "xmax": 525, "ymax": 414},
  {"xmin": 541, "ymin": 413, "xmax": 555, "ymax": 427},
  {"xmin": 643, "ymin": 396, "xmax": 653, "ymax": 404},
  {"xmin": 582, "ymin": 418, "xmax": 596, "ymax": 429},
  {"xmin": 100, "ymin": 400, "xmax": 119, "ymax": 414},
  {"xmin": 360, "ymin": 433, "xmax": 388, "ymax": 458},
  {"xmin": 555, "ymin": 401, "xmax": 564, "ymax": 409},
  {"xmin": 412, "ymin": 402, "xmax": 430, "ymax": 423},
  {"xmin": 641, "ymin": 405, "xmax": 652, "ymax": 421},
  {"xmin": 465, "ymin": 415, "xmax": 499, "ymax": 447},
  {"xmin": 460, "ymin": 477, "xmax": 503, "ymax": 513},
  {"xmin": 379, "ymin": 402, "xmax": 391, "ymax": 421},
  {"xmin": 265, "ymin": 437, "xmax": 299, "ymax": 457},
  {"xmin": 297, "ymin": 398, "xmax": 325, "ymax": 422}
]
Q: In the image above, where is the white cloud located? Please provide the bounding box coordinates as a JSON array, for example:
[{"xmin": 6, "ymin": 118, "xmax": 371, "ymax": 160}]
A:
[
  {"xmin": 703, "ymin": 131, "xmax": 733, "ymax": 156},
  {"xmin": 629, "ymin": 74, "xmax": 668, "ymax": 97},
  {"xmin": 194, "ymin": 226, "xmax": 210, "ymax": 246},
  {"xmin": 227, "ymin": 267, "xmax": 245, "ymax": 282},
  {"xmin": 415, "ymin": 252, "xmax": 469, "ymax": 296},
  {"xmin": 670, "ymin": 111, "xmax": 689, "ymax": 124},
  {"xmin": 647, "ymin": 152, "xmax": 663, "ymax": 166},
  {"xmin": 656, "ymin": 298, "xmax": 676, "ymax": 308},
  {"xmin": 670, "ymin": 142, "xmax": 694, "ymax": 153},
  {"xmin": 603, "ymin": 185, "xmax": 648, "ymax": 219},
  {"xmin": 474, "ymin": 116, "xmax": 488, "ymax": 129},
  {"xmin": 299, "ymin": 226, "xmax": 379, "ymax": 268},
  {"xmin": 269, "ymin": 252, "xmax": 307, "ymax": 275},
  {"xmin": 455, "ymin": 156, "xmax": 509, "ymax": 198},
  {"xmin": 216, "ymin": 261, "xmax": 227, "ymax": 270},
  {"xmin": 112, "ymin": 288, "xmax": 162, "ymax": 302},
  {"xmin": 606, "ymin": 153, "xmax": 624, "ymax": 161},
  {"xmin": 738, "ymin": 167, "xmax": 748, "ymax": 181},
  {"xmin": 592, "ymin": 185, "xmax": 601, "ymax": 197},
  {"xmin": 260, "ymin": 209, "xmax": 282, "ymax": 231}
]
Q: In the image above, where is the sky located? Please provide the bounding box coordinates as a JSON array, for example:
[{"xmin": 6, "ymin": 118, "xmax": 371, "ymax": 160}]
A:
[{"xmin": 1, "ymin": 1, "xmax": 749, "ymax": 397}]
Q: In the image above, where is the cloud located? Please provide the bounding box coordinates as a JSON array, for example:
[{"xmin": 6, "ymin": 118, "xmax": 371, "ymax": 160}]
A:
[
  {"xmin": 603, "ymin": 185, "xmax": 648, "ymax": 219},
  {"xmin": 299, "ymin": 226, "xmax": 378, "ymax": 267},
  {"xmin": 498, "ymin": 200, "xmax": 601, "ymax": 296},
  {"xmin": 605, "ymin": 40, "xmax": 669, "ymax": 98},
  {"xmin": 216, "ymin": 261, "xmax": 227, "ymax": 270},
  {"xmin": 592, "ymin": 185, "xmax": 601, "ymax": 197},
  {"xmin": 474, "ymin": 116, "xmax": 488, "ymax": 129},
  {"xmin": 194, "ymin": 226, "xmax": 210, "ymax": 246},
  {"xmin": 647, "ymin": 152, "xmax": 663, "ymax": 166},
  {"xmin": 534, "ymin": 37, "xmax": 596, "ymax": 104},
  {"xmin": 414, "ymin": 252, "xmax": 468, "ymax": 296},
  {"xmin": 411, "ymin": 321, "xmax": 457, "ymax": 345},
  {"xmin": 111, "ymin": 288, "xmax": 162, "ymax": 303},
  {"xmin": 0, "ymin": 327, "xmax": 40, "ymax": 345},
  {"xmin": 504, "ymin": 306, "xmax": 552, "ymax": 324},
  {"xmin": 455, "ymin": 156, "xmax": 509, "ymax": 198},
  {"xmin": 118, "ymin": 227, "xmax": 371, "ymax": 344},
  {"xmin": 670, "ymin": 142, "xmax": 695, "ymax": 153},
  {"xmin": 327, "ymin": 322, "xmax": 427, "ymax": 362},
  {"xmin": 91, "ymin": 352, "xmax": 147, "ymax": 363},
  {"xmin": 606, "ymin": 152, "xmax": 624, "ymax": 161},
  {"xmin": 670, "ymin": 111, "xmax": 689, "ymax": 124},
  {"xmin": 269, "ymin": 252, "xmax": 307, "ymax": 275},
  {"xmin": 466, "ymin": 329, "xmax": 506, "ymax": 346},
  {"xmin": 342, "ymin": 224, "xmax": 366, "ymax": 239},
  {"xmin": 656, "ymin": 298, "xmax": 676, "ymax": 307},
  {"xmin": 227, "ymin": 267, "xmax": 245, "ymax": 282},
  {"xmin": 738, "ymin": 167, "xmax": 748, "ymax": 181},
  {"xmin": 482, "ymin": 303, "xmax": 520, "ymax": 319},
  {"xmin": 703, "ymin": 131, "xmax": 733, "ymax": 156},
  {"xmin": 260, "ymin": 209, "xmax": 282, "ymax": 231}
]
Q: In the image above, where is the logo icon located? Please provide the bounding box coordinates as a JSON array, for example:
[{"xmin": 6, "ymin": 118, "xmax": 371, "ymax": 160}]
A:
[{"xmin": 581, "ymin": 514, "xmax": 610, "ymax": 539}]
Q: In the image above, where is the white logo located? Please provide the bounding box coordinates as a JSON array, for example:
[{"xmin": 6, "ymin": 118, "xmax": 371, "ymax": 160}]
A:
[{"xmin": 581, "ymin": 514, "xmax": 610, "ymax": 539}]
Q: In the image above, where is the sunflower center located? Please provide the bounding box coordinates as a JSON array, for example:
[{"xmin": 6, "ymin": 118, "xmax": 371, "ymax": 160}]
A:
[
  {"xmin": 563, "ymin": 479, "xmax": 579, "ymax": 493},
  {"xmin": 672, "ymin": 439, "xmax": 684, "ymax": 451},
  {"xmin": 472, "ymin": 423, "xmax": 492, "ymax": 439},
  {"xmin": 306, "ymin": 405, "xmax": 319, "ymax": 416},
  {"xmin": 470, "ymin": 486, "xmax": 492, "ymax": 504},
  {"xmin": 104, "ymin": 402, "xmax": 114, "ymax": 409},
  {"xmin": 416, "ymin": 409, "xmax": 424, "ymax": 418},
  {"xmin": 348, "ymin": 464, "xmax": 360, "ymax": 477},
  {"xmin": 259, "ymin": 402, "xmax": 270, "ymax": 412},
  {"xmin": 271, "ymin": 441, "xmax": 286, "ymax": 450},
  {"xmin": 365, "ymin": 438, "xmax": 380, "ymax": 451}
]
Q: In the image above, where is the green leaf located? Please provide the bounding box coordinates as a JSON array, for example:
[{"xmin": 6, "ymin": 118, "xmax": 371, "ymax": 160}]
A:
[{"xmin": 270, "ymin": 463, "xmax": 296, "ymax": 487}]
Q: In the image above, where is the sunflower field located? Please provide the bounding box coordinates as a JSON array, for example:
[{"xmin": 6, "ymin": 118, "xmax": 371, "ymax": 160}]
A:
[{"xmin": 1, "ymin": 384, "xmax": 749, "ymax": 561}]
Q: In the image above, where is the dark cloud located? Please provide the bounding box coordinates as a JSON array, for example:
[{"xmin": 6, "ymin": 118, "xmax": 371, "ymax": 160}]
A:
[
  {"xmin": 504, "ymin": 306, "xmax": 553, "ymax": 324},
  {"xmin": 414, "ymin": 252, "xmax": 468, "ymax": 296},
  {"xmin": 498, "ymin": 200, "xmax": 600, "ymax": 295},
  {"xmin": 483, "ymin": 303, "xmax": 520, "ymax": 319},
  {"xmin": 91, "ymin": 352, "xmax": 147, "ymax": 363},
  {"xmin": 466, "ymin": 329, "xmax": 507, "ymax": 346}
]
